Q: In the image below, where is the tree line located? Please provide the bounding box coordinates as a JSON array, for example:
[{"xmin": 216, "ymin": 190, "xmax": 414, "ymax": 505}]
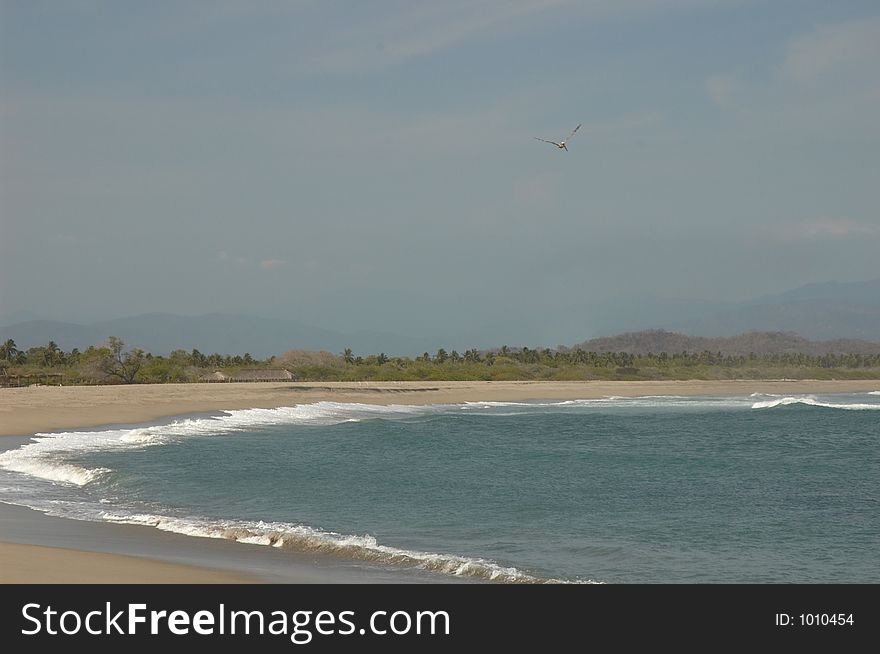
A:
[
  {"xmin": 4, "ymin": 336, "xmax": 880, "ymax": 385},
  {"xmin": 0, "ymin": 337, "xmax": 261, "ymax": 385}
]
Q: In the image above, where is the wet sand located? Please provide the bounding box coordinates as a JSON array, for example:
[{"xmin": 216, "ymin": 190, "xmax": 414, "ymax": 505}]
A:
[
  {"xmin": 0, "ymin": 541, "xmax": 255, "ymax": 584},
  {"xmin": 0, "ymin": 502, "xmax": 461, "ymax": 584}
]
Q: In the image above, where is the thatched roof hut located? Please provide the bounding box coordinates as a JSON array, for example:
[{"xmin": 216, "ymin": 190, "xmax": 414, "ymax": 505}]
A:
[
  {"xmin": 200, "ymin": 370, "xmax": 231, "ymax": 382},
  {"xmin": 230, "ymin": 369, "xmax": 294, "ymax": 382}
]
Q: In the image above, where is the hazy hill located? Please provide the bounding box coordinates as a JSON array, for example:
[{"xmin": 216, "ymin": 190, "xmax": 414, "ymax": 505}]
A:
[
  {"xmin": 574, "ymin": 330, "xmax": 880, "ymax": 356},
  {"xmin": 664, "ymin": 278, "xmax": 880, "ymax": 341},
  {"xmin": 4, "ymin": 278, "xmax": 879, "ymax": 356},
  {"xmin": 753, "ymin": 278, "xmax": 880, "ymax": 305}
]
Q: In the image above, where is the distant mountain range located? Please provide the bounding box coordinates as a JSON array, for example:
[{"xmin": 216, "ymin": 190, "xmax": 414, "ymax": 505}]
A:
[
  {"xmin": 2, "ymin": 277, "xmax": 879, "ymax": 356},
  {"xmin": 574, "ymin": 330, "xmax": 880, "ymax": 356},
  {"xmin": 583, "ymin": 277, "xmax": 880, "ymax": 342},
  {"xmin": 663, "ymin": 278, "xmax": 880, "ymax": 341}
]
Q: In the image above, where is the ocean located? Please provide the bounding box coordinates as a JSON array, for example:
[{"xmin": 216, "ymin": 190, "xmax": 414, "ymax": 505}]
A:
[{"xmin": 1, "ymin": 392, "xmax": 878, "ymax": 583}]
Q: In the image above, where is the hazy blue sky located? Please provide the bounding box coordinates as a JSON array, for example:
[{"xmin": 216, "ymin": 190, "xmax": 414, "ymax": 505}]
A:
[{"xmin": 2, "ymin": 1, "xmax": 878, "ymax": 345}]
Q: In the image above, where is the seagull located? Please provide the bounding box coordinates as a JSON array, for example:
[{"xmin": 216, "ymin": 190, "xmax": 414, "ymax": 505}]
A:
[{"xmin": 534, "ymin": 123, "xmax": 582, "ymax": 151}]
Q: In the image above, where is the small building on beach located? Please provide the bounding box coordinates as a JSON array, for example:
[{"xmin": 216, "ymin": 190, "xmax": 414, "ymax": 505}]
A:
[
  {"xmin": 230, "ymin": 369, "xmax": 295, "ymax": 382},
  {"xmin": 198, "ymin": 369, "xmax": 295, "ymax": 383},
  {"xmin": 200, "ymin": 370, "xmax": 231, "ymax": 383}
]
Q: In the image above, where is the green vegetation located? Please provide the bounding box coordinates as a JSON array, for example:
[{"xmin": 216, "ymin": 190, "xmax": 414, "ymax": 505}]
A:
[
  {"xmin": 0, "ymin": 338, "xmax": 260, "ymax": 386},
  {"xmin": 3, "ymin": 337, "xmax": 880, "ymax": 386}
]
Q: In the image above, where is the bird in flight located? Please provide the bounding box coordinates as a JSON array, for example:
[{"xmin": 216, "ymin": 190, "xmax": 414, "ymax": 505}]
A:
[{"xmin": 534, "ymin": 123, "xmax": 582, "ymax": 151}]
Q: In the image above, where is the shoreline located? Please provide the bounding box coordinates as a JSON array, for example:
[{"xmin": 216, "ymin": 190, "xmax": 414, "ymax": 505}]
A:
[
  {"xmin": 0, "ymin": 502, "xmax": 464, "ymax": 584},
  {"xmin": 3, "ymin": 379, "xmax": 878, "ymax": 438},
  {"xmin": 2, "ymin": 379, "xmax": 878, "ymax": 583}
]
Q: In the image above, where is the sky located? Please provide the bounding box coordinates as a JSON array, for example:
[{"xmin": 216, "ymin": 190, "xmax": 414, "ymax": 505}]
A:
[{"xmin": 2, "ymin": 1, "xmax": 879, "ymax": 347}]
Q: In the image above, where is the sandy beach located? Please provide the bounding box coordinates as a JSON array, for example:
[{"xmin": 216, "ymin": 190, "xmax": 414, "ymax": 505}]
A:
[
  {"xmin": 3, "ymin": 379, "xmax": 879, "ymax": 439},
  {"xmin": 2, "ymin": 379, "xmax": 878, "ymax": 583},
  {"xmin": 0, "ymin": 542, "xmax": 255, "ymax": 584}
]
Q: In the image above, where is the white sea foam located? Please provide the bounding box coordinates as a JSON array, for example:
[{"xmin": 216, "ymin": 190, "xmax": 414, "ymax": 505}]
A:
[
  {"xmin": 751, "ymin": 396, "xmax": 880, "ymax": 410},
  {"xmin": 0, "ymin": 424, "xmax": 158, "ymax": 486},
  {"xmin": 466, "ymin": 396, "xmax": 750, "ymax": 410},
  {"xmin": 0, "ymin": 402, "xmax": 442, "ymax": 486},
  {"xmin": 99, "ymin": 512, "xmax": 596, "ymax": 584},
  {"xmin": 0, "ymin": 459, "xmax": 106, "ymax": 486},
  {"xmin": 463, "ymin": 401, "xmax": 545, "ymax": 408},
  {"xmin": 567, "ymin": 396, "xmax": 752, "ymax": 410},
  {"xmin": 869, "ymin": 391, "xmax": 880, "ymax": 395}
]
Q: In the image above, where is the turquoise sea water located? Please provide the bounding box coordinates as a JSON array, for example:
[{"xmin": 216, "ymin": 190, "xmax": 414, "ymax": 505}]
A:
[{"xmin": 1, "ymin": 393, "xmax": 878, "ymax": 583}]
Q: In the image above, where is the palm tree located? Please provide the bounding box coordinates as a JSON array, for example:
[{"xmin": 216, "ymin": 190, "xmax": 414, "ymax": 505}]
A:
[
  {"xmin": 44, "ymin": 341, "xmax": 61, "ymax": 367},
  {"xmin": 0, "ymin": 339, "xmax": 19, "ymax": 363},
  {"xmin": 190, "ymin": 348, "xmax": 206, "ymax": 366}
]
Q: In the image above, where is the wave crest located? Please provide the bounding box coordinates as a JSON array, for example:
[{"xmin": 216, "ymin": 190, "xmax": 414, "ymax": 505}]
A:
[
  {"xmin": 101, "ymin": 513, "xmax": 595, "ymax": 584},
  {"xmin": 0, "ymin": 402, "xmax": 444, "ymax": 486},
  {"xmin": 0, "ymin": 459, "xmax": 107, "ymax": 486},
  {"xmin": 751, "ymin": 396, "xmax": 880, "ymax": 410}
]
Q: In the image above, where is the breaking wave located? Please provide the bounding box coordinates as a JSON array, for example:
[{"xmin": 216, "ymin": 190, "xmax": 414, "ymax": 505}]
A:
[
  {"xmin": 751, "ymin": 396, "xmax": 880, "ymax": 410},
  {"xmin": 0, "ymin": 402, "xmax": 443, "ymax": 487},
  {"xmin": 464, "ymin": 396, "xmax": 751, "ymax": 411},
  {"xmin": 97, "ymin": 513, "xmax": 594, "ymax": 584}
]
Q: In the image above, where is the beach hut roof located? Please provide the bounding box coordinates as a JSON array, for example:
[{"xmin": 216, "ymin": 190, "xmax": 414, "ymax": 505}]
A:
[
  {"xmin": 230, "ymin": 368, "xmax": 294, "ymax": 381},
  {"xmin": 200, "ymin": 370, "xmax": 230, "ymax": 381}
]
